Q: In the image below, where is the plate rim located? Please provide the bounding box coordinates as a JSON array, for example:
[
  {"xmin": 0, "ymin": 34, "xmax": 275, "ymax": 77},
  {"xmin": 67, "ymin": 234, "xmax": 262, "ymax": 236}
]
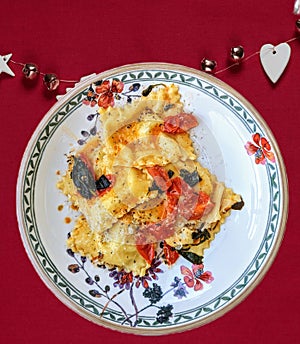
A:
[{"xmin": 16, "ymin": 62, "xmax": 289, "ymax": 335}]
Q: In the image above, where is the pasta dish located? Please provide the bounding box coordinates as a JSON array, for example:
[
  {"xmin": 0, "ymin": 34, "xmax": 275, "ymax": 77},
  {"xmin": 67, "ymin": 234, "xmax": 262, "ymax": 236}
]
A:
[{"xmin": 57, "ymin": 84, "xmax": 244, "ymax": 276}]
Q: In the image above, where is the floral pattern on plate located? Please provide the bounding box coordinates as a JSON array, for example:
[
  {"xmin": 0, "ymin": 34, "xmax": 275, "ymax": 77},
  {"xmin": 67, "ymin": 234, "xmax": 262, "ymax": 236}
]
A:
[
  {"xmin": 67, "ymin": 249, "xmax": 213, "ymax": 327},
  {"xmin": 245, "ymin": 133, "xmax": 276, "ymax": 165}
]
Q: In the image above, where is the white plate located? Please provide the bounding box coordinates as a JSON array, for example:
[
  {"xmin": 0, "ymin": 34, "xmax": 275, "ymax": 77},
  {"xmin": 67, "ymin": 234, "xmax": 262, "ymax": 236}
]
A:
[{"xmin": 16, "ymin": 63, "xmax": 288, "ymax": 335}]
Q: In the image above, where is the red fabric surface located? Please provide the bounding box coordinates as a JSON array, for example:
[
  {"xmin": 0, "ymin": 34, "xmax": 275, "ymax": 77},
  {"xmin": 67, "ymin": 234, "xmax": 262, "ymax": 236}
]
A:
[{"xmin": 1, "ymin": 0, "xmax": 299, "ymax": 342}]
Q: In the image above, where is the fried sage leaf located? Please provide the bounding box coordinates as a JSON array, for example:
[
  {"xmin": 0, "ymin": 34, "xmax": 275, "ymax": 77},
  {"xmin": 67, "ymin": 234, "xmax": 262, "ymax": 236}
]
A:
[
  {"xmin": 72, "ymin": 156, "xmax": 96, "ymax": 199},
  {"xmin": 95, "ymin": 175, "xmax": 111, "ymax": 190},
  {"xmin": 231, "ymin": 198, "xmax": 245, "ymax": 210},
  {"xmin": 192, "ymin": 228, "xmax": 211, "ymax": 243},
  {"xmin": 178, "ymin": 250, "xmax": 203, "ymax": 265},
  {"xmin": 142, "ymin": 83, "xmax": 165, "ymax": 97},
  {"xmin": 179, "ymin": 169, "xmax": 202, "ymax": 186}
]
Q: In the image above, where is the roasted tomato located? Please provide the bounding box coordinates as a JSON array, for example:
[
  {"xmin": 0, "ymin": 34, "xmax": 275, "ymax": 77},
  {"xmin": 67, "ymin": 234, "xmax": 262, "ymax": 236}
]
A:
[
  {"xmin": 167, "ymin": 176, "xmax": 182, "ymax": 196},
  {"xmin": 147, "ymin": 165, "xmax": 172, "ymax": 191},
  {"xmin": 136, "ymin": 243, "xmax": 156, "ymax": 264},
  {"xmin": 136, "ymin": 170, "xmax": 212, "ymax": 263},
  {"xmin": 168, "ymin": 177, "xmax": 212, "ymax": 220},
  {"xmin": 188, "ymin": 191, "xmax": 212, "ymax": 220},
  {"xmin": 163, "ymin": 241, "xmax": 179, "ymax": 265},
  {"xmin": 162, "ymin": 113, "xmax": 198, "ymax": 134}
]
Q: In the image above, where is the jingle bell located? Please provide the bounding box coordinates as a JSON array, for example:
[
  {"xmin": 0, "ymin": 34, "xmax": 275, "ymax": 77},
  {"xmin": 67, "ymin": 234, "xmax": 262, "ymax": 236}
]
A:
[
  {"xmin": 22, "ymin": 63, "xmax": 39, "ymax": 79},
  {"xmin": 43, "ymin": 73, "xmax": 60, "ymax": 91},
  {"xmin": 296, "ymin": 19, "xmax": 300, "ymax": 32},
  {"xmin": 230, "ymin": 46, "xmax": 245, "ymax": 62},
  {"xmin": 201, "ymin": 58, "xmax": 217, "ymax": 73}
]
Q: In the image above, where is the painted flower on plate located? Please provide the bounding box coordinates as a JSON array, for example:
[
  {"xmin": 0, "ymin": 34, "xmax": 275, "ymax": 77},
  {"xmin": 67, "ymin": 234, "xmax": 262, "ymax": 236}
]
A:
[
  {"xmin": 109, "ymin": 269, "xmax": 133, "ymax": 290},
  {"xmin": 171, "ymin": 276, "xmax": 189, "ymax": 299},
  {"xmin": 156, "ymin": 304, "xmax": 173, "ymax": 324},
  {"xmin": 82, "ymin": 85, "xmax": 99, "ymax": 107},
  {"xmin": 135, "ymin": 258, "xmax": 163, "ymax": 289},
  {"xmin": 180, "ymin": 264, "xmax": 214, "ymax": 291},
  {"xmin": 96, "ymin": 79, "xmax": 124, "ymax": 109},
  {"xmin": 109, "ymin": 258, "xmax": 163, "ymax": 290},
  {"xmin": 245, "ymin": 133, "xmax": 275, "ymax": 165}
]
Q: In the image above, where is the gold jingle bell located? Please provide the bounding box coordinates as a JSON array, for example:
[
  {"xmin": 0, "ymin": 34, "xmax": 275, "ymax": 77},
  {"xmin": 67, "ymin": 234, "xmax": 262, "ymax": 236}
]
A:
[
  {"xmin": 201, "ymin": 58, "xmax": 217, "ymax": 73},
  {"xmin": 230, "ymin": 46, "xmax": 245, "ymax": 62},
  {"xmin": 43, "ymin": 73, "xmax": 60, "ymax": 91},
  {"xmin": 22, "ymin": 63, "xmax": 39, "ymax": 79}
]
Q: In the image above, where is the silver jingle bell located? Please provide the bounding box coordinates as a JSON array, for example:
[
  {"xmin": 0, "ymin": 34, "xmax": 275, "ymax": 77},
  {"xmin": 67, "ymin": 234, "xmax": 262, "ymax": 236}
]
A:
[
  {"xmin": 230, "ymin": 46, "xmax": 245, "ymax": 61},
  {"xmin": 22, "ymin": 63, "xmax": 39, "ymax": 79},
  {"xmin": 201, "ymin": 58, "xmax": 217, "ymax": 73},
  {"xmin": 43, "ymin": 73, "xmax": 60, "ymax": 91},
  {"xmin": 296, "ymin": 19, "xmax": 300, "ymax": 32}
]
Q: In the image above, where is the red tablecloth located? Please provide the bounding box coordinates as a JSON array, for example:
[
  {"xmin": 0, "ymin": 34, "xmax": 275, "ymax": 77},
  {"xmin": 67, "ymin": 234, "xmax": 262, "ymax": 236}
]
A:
[{"xmin": 1, "ymin": 1, "xmax": 299, "ymax": 342}]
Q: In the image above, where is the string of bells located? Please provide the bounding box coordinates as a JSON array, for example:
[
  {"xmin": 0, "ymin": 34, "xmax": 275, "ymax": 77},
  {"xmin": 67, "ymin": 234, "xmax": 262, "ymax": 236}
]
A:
[
  {"xmin": 2, "ymin": 19, "xmax": 300, "ymax": 90},
  {"xmin": 201, "ymin": 19, "xmax": 300, "ymax": 74}
]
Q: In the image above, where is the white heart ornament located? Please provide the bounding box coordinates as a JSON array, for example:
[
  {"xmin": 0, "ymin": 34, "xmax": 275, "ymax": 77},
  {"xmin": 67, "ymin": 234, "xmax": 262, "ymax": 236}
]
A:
[{"xmin": 260, "ymin": 43, "xmax": 291, "ymax": 83}]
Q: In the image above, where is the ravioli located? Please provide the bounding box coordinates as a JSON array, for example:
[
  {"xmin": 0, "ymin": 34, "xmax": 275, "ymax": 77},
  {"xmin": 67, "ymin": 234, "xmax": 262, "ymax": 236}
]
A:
[{"xmin": 58, "ymin": 84, "xmax": 244, "ymax": 275}]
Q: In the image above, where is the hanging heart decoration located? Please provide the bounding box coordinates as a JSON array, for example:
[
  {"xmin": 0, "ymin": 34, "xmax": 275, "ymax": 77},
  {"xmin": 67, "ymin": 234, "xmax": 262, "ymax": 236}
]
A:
[{"xmin": 260, "ymin": 43, "xmax": 291, "ymax": 83}]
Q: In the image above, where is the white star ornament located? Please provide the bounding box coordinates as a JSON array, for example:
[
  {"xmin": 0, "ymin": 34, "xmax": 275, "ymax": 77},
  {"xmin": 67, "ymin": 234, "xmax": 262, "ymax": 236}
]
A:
[{"xmin": 0, "ymin": 53, "xmax": 15, "ymax": 77}]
